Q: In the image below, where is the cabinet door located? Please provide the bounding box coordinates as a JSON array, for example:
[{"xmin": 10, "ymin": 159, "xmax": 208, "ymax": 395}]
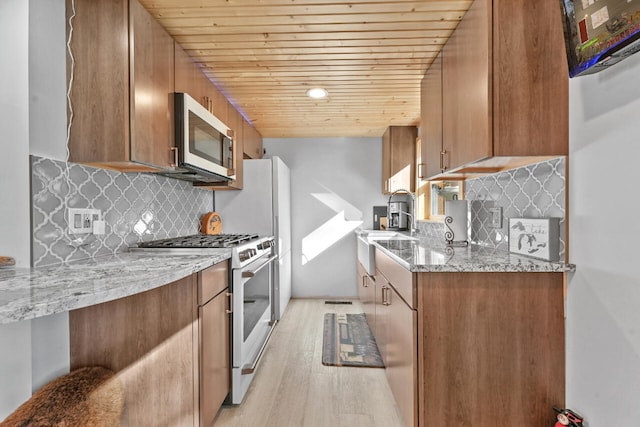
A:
[
  {"xmin": 70, "ymin": 275, "xmax": 198, "ymax": 427},
  {"xmin": 363, "ymin": 273, "xmax": 376, "ymax": 337},
  {"xmin": 357, "ymin": 262, "xmax": 376, "ymax": 336},
  {"xmin": 199, "ymin": 290, "xmax": 230, "ymax": 426},
  {"xmin": 375, "ymin": 280, "xmax": 389, "ymax": 364},
  {"xmin": 243, "ymin": 120, "xmax": 264, "ymax": 159},
  {"xmin": 203, "ymin": 82, "xmax": 230, "ymax": 125},
  {"xmin": 381, "ymin": 128, "xmax": 392, "ymax": 193},
  {"xmin": 491, "ymin": 0, "xmax": 568, "ymax": 157},
  {"xmin": 130, "ymin": 0, "xmax": 175, "ymax": 169},
  {"xmin": 442, "ymin": 0, "xmax": 492, "ymax": 172},
  {"xmin": 420, "ymin": 52, "xmax": 444, "ymax": 180},
  {"xmin": 382, "ymin": 126, "xmax": 417, "ymax": 194},
  {"xmin": 386, "ymin": 285, "xmax": 418, "ymax": 427},
  {"xmin": 174, "ymin": 43, "xmax": 199, "ymax": 102},
  {"xmin": 68, "ymin": 0, "xmax": 130, "ymax": 164}
]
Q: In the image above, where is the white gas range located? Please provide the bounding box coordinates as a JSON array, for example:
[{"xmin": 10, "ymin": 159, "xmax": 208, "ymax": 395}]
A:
[{"xmin": 133, "ymin": 233, "xmax": 277, "ymax": 404}]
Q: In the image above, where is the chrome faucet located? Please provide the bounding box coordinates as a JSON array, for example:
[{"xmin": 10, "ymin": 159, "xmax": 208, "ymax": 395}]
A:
[{"xmin": 387, "ymin": 188, "xmax": 417, "ymax": 235}]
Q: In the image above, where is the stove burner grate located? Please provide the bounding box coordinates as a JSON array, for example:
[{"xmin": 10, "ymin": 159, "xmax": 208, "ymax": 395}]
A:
[{"xmin": 138, "ymin": 233, "xmax": 260, "ymax": 249}]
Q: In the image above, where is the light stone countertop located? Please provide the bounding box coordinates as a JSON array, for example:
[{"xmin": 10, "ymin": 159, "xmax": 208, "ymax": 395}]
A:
[
  {"xmin": 369, "ymin": 235, "xmax": 576, "ymax": 273},
  {"xmin": 0, "ymin": 251, "xmax": 231, "ymax": 325}
]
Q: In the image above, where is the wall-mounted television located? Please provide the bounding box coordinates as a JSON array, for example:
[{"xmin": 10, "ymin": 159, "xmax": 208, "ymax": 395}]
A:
[{"xmin": 559, "ymin": 0, "xmax": 640, "ymax": 77}]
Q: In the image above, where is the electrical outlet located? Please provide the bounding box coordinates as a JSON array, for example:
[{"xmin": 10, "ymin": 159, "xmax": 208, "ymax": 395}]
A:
[
  {"xmin": 489, "ymin": 207, "xmax": 503, "ymax": 228},
  {"xmin": 68, "ymin": 208, "xmax": 101, "ymax": 234}
]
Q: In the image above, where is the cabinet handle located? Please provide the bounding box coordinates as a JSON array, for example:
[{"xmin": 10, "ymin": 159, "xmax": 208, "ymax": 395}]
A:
[
  {"xmin": 170, "ymin": 147, "xmax": 178, "ymax": 168},
  {"xmin": 418, "ymin": 162, "xmax": 425, "ymax": 179},
  {"xmin": 440, "ymin": 150, "xmax": 448, "ymax": 172},
  {"xmin": 362, "ymin": 275, "xmax": 368, "ymax": 288},
  {"xmin": 382, "ymin": 285, "xmax": 391, "ymax": 306},
  {"xmin": 226, "ymin": 292, "xmax": 233, "ymax": 314}
]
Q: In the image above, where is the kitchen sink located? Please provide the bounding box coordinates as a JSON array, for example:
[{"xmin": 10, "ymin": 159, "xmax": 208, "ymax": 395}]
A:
[{"xmin": 356, "ymin": 230, "xmax": 417, "ymax": 275}]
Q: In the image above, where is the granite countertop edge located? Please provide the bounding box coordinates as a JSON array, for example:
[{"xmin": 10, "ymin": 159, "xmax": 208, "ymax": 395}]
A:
[
  {"xmin": 0, "ymin": 250, "xmax": 232, "ymax": 325},
  {"xmin": 371, "ymin": 237, "xmax": 576, "ymax": 273}
]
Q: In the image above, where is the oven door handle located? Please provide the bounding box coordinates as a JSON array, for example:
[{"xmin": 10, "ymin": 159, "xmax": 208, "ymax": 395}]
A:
[
  {"xmin": 242, "ymin": 254, "xmax": 277, "ymax": 278},
  {"xmin": 241, "ymin": 320, "xmax": 277, "ymax": 375}
]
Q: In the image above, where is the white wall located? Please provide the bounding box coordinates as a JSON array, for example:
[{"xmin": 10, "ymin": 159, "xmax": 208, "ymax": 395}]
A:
[
  {"xmin": 264, "ymin": 138, "xmax": 388, "ymax": 298},
  {"xmin": 0, "ymin": 0, "xmax": 70, "ymax": 419},
  {"xmin": 29, "ymin": 0, "xmax": 67, "ymax": 160},
  {"xmin": 568, "ymin": 53, "xmax": 640, "ymax": 425},
  {"xmin": 0, "ymin": 0, "xmax": 34, "ymax": 418}
]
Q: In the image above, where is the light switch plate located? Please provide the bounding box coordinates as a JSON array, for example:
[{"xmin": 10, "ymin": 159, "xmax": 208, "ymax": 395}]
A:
[
  {"xmin": 68, "ymin": 208, "xmax": 102, "ymax": 234},
  {"xmin": 489, "ymin": 207, "xmax": 502, "ymax": 228}
]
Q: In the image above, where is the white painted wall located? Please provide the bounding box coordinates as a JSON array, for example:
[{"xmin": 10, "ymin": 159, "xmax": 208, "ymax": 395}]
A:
[
  {"xmin": 0, "ymin": 0, "xmax": 34, "ymax": 419},
  {"xmin": 567, "ymin": 53, "xmax": 640, "ymax": 425},
  {"xmin": 263, "ymin": 138, "xmax": 388, "ymax": 298},
  {"xmin": 27, "ymin": 0, "xmax": 71, "ymax": 395},
  {"xmin": 29, "ymin": 0, "xmax": 68, "ymax": 160},
  {"xmin": 0, "ymin": 0, "xmax": 70, "ymax": 419}
]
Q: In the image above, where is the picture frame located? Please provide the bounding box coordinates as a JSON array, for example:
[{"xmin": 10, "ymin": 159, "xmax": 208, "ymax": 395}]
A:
[{"xmin": 508, "ymin": 218, "xmax": 560, "ymax": 261}]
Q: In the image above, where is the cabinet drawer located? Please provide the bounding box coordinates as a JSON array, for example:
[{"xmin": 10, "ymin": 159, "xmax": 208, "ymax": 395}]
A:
[
  {"xmin": 199, "ymin": 261, "xmax": 228, "ymax": 304},
  {"xmin": 375, "ymin": 250, "xmax": 415, "ymax": 308}
]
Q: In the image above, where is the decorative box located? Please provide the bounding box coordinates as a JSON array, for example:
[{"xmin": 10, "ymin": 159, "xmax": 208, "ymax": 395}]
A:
[{"xmin": 508, "ymin": 218, "xmax": 560, "ymax": 261}]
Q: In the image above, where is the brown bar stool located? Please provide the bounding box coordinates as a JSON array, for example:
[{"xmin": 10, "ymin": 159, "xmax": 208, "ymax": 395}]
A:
[{"xmin": 1, "ymin": 366, "xmax": 123, "ymax": 426}]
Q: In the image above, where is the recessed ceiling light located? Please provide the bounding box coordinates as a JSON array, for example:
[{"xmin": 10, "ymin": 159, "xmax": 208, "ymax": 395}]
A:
[{"xmin": 306, "ymin": 88, "xmax": 328, "ymax": 99}]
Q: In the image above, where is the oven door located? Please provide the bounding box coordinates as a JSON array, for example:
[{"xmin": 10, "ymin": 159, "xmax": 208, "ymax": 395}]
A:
[{"xmin": 230, "ymin": 252, "xmax": 277, "ymax": 404}]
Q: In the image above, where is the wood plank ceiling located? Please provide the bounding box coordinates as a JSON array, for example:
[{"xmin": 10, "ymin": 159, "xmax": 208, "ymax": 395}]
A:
[{"xmin": 139, "ymin": 0, "xmax": 473, "ymax": 138}]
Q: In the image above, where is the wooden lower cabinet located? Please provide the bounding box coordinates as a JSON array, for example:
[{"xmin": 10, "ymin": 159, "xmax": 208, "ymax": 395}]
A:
[
  {"xmin": 368, "ymin": 250, "xmax": 565, "ymax": 427},
  {"xmin": 70, "ymin": 275, "xmax": 199, "ymax": 427},
  {"xmin": 198, "ymin": 263, "xmax": 230, "ymax": 427},
  {"xmin": 417, "ymin": 272, "xmax": 565, "ymax": 427},
  {"xmin": 356, "ymin": 261, "xmax": 376, "ymax": 336},
  {"xmin": 70, "ymin": 262, "xmax": 232, "ymax": 427},
  {"xmin": 375, "ymin": 251, "xmax": 417, "ymax": 427}
]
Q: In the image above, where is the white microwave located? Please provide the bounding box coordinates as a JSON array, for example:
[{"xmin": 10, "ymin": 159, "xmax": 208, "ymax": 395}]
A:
[{"xmin": 169, "ymin": 92, "xmax": 236, "ymax": 183}]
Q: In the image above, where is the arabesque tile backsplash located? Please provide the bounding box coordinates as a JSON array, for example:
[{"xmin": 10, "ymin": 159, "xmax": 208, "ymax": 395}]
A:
[
  {"xmin": 31, "ymin": 156, "xmax": 213, "ymax": 267},
  {"xmin": 418, "ymin": 157, "xmax": 566, "ymax": 260},
  {"xmin": 31, "ymin": 155, "xmax": 566, "ymax": 267}
]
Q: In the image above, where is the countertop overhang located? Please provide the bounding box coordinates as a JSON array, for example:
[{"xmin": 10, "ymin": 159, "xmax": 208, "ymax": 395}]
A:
[
  {"xmin": 358, "ymin": 230, "xmax": 576, "ymax": 273},
  {"xmin": 0, "ymin": 251, "xmax": 231, "ymax": 324}
]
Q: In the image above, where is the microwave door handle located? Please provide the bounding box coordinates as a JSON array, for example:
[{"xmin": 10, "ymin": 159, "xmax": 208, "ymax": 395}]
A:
[
  {"xmin": 170, "ymin": 147, "xmax": 178, "ymax": 168},
  {"xmin": 242, "ymin": 254, "xmax": 277, "ymax": 278}
]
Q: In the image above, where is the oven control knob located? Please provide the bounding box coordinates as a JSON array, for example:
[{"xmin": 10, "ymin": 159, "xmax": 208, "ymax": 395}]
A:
[
  {"xmin": 259, "ymin": 240, "xmax": 274, "ymax": 250},
  {"xmin": 239, "ymin": 249, "xmax": 256, "ymax": 262}
]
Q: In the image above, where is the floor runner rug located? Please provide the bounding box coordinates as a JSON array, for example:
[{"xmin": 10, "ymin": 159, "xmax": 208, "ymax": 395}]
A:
[{"xmin": 322, "ymin": 313, "xmax": 384, "ymax": 368}]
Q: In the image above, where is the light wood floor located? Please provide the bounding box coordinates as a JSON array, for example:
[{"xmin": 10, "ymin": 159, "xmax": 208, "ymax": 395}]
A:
[{"xmin": 213, "ymin": 299, "xmax": 405, "ymax": 427}]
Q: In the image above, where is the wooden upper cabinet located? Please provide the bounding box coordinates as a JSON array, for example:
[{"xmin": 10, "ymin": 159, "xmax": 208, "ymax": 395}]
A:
[
  {"xmin": 491, "ymin": 0, "xmax": 568, "ymax": 156},
  {"xmin": 442, "ymin": 0, "xmax": 492, "ymax": 173},
  {"xmin": 243, "ymin": 120, "xmax": 263, "ymax": 159},
  {"xmin": 420, "ymin": 52, "xmax": 444, "ymax": 180},
  {"xmin": 174, "ymin": 43, "xmax": 200, "ymax": 102},
  {"xmin": 68, "ymin": 0, "xmax": 174, "ymax": 171},
  {"xmin": 203, "ymin": 83, "xmax": 229, "ymax": 126},
  {"xmin": 382, "ymin": 126, "xmax": 418, "ymax": 194},
  {"xmin": 422, "ymin": 0, "xmax": 568, "ymax": 179},
  {"xmin": 175, "ymin": 43, "xmax": 230, "ymax": 125},
  {"xmin": 129, "ymin": 0, "xmax": 174, "ymax": 169}
]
